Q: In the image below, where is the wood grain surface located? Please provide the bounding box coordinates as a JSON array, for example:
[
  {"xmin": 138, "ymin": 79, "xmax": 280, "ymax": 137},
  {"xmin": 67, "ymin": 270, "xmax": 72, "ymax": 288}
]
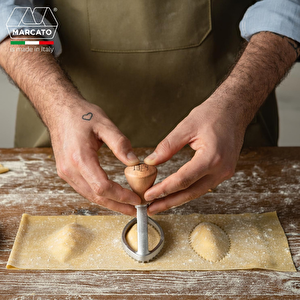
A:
[{"xmin": 0, "ymin": 147, "xmax": 300, "ymax": 299}]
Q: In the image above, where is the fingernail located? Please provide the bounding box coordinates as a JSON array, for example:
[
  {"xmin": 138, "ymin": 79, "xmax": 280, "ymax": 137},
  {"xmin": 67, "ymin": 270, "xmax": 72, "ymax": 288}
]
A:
[
  {"xmin": 145, "ymin": 192, "xmax": 166, "ymax": 202},
  {"xmin": 145, "ymin": 194, "xmax": 155, "ymax": 201},
  {"xmin": 144, "ymin": 152, "xmax": 157, "ymax": 163},
  {"xmin": 127, "ymin": 151, "xmax": 139, "ymax": 163}
]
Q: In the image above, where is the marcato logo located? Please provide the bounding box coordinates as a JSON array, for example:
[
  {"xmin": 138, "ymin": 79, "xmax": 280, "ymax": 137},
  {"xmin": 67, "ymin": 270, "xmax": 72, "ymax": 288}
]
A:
[{"xmin": 6, "ymin": 7, "xmax": 58, "ymax": 39}]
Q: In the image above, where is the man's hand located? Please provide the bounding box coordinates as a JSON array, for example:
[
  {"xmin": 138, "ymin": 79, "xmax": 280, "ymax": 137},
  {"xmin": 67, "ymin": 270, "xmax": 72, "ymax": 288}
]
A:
[
  {"xmin": 50, "ymin": 100, "xmax": 141, "ymax": 216},
  {"xmin": 144, "ymin": 31, "xmax": 299, "ymax": 215},
  {"xmin": 144, "ymin": 95, "xmax": 244, "ymax": 215},
  {"xmin": 0, "ymin": 37, "xmax": 140, "ymax": 215}
]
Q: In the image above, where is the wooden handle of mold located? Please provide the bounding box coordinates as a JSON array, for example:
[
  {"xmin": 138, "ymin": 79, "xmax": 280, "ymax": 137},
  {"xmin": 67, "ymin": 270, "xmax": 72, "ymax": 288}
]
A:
[{"xmin": 125, "ymin": 163, "xmax": 157, "ymax": 205}]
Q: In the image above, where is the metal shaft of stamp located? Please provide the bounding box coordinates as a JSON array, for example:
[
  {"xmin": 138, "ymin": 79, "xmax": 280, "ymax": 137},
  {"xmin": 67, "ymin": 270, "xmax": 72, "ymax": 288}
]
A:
[{"xmin": 135, "ymin": 204, "xmax": 149, "ymax": 256}]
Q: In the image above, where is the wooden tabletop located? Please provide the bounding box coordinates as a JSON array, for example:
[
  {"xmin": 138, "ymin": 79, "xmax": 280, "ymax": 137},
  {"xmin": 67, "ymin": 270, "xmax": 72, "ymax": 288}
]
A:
[{"xmin": 0, "ymin": 147, "xmax": 300, "ymax": 299}]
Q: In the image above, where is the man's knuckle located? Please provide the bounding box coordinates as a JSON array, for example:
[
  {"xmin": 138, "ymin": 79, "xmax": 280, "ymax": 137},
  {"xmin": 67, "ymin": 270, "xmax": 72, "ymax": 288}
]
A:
[
  {"xmin": 158, "ymin": 138, "xmax": 172, "ymax": 155},
  {"xmin": 70, "ymin": 151, "xmax": 81, "ymax": 166},
  {"xmin": 118, "ymin": 135, "xmax": 129, "ymax": 146},
  {"xmin": 186, "ymin": 190, "xmax": 200, "ymax": 202},
  {"xmin": 223, "ymin": 167, "xmax": 235, "ymax": 180},
  {"xmin": 93, "ymin": 181, "xmax": 112, "ymax": 196},
  {"xmin": 92, "ymin": 196, "xmax": 108, "ymax": 207},
  {"xmin": 94, "ymin": 185, "xmax": 106, "ymax": 196},
  {"xmin": 114, "ymin": 135, "xmax": 130, "ymax": 155},
  {"xmin": 57, "ymin": 164, "xmax": 70, "ymax": 178},
  {"xmin": 118, "ymin": 192, "xmax": 129, "ymax": 204},
  {"xmin": 160, "ymin": 201, "xmax": 170, "ymax": 212},
  {"xmin": 56, "ymin": 167, "xmax": 63, "ymax": 178},
  {"xmin": 177, "ymin": 176, "xmax": 192, "ymax": 190},
  {"xmin": 212, "ymin": 153, "xmax": 223, "ymax": 168}
]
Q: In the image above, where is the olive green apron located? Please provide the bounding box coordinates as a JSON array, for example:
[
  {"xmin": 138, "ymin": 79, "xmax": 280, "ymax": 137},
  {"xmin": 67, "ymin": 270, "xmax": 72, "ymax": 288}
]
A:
[{"xmin": 15, "ymin": 0, "xmax": 278, "ymax": 148}]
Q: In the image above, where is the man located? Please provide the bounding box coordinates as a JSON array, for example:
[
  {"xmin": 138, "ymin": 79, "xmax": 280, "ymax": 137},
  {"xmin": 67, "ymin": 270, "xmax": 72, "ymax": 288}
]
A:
[{"xmin": 0, "ymin": 0, "xmax": 300, "ymax": 216}]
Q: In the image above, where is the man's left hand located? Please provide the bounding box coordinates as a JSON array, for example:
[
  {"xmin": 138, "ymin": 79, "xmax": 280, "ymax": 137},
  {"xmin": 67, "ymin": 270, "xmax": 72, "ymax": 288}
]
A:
[{"xmin": 144, "ymin": 97, "xmax": 245, "ymax": 215}]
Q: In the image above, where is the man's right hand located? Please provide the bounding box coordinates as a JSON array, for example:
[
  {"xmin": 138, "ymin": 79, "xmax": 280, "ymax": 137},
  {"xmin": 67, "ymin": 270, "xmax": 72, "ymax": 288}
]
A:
[
  {"xmin": 50, "ymin": 100, "xmax": 141, "ymax": 215},
  {"xmin": 0, "ymin": 37, "xmax": 140, "ymax": 215}
]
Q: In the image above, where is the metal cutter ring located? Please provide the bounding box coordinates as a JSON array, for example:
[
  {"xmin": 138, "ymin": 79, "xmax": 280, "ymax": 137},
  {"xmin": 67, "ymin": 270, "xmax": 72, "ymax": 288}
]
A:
[{"xmin": 121, "ymin": 217, "xmax": 165, "ymax": 263}]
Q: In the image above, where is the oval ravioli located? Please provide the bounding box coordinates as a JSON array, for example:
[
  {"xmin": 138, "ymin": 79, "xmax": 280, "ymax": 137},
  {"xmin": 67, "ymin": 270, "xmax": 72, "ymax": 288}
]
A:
[
  {"xmin": 126, "ymin": 224, "xmax": 160, "ymax": 252},
  {"xmin": 47, "ymin": 223, "xmax": 94, "ymax": 263},
  {"xmin": 190, "ymin": 222, "xmax": 230, "ymax": 262}
]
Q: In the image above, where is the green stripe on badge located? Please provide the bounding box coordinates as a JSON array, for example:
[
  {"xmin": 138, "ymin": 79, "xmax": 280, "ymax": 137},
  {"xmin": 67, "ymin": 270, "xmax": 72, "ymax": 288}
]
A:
[{"xmin": 10, "ymin": 41, "xmax": 25, "ymax": 45}]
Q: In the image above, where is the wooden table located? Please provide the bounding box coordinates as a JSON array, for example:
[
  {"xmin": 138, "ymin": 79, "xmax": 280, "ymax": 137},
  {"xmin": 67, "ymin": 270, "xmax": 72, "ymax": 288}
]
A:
[{"xmin": 0, "ymin": 147, "xmax": 300, "ymax": 299}]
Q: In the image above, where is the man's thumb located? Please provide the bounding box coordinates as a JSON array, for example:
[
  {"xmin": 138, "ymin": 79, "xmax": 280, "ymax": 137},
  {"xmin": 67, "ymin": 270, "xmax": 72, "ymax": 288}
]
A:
[
  {"xmin": 102, "ymin": 130, "xmax": 140, "ymax": 166},
  {"xmin": 144, "ymin": 128, "xmax": 189, "ymax": 165}
]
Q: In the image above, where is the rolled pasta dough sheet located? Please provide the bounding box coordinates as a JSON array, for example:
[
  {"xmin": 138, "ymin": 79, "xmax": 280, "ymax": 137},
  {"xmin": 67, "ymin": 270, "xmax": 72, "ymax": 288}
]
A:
[
  {"xmin": 7, "ymin": 212, "xmax": 296, "ymax": 271},
  {"xmin": 0, "ymin": 163, "xmax": 9, "ymax": 174}
]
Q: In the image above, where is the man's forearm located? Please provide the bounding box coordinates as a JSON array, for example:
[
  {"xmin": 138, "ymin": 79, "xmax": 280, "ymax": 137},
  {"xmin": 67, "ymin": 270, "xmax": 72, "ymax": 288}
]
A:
[
  {"xmin": 0, "ymin": 37, "xmax": 83, "ymax": 130},
  {"xmin": 211, "ymin": 31, "xmax": 299, "ymax": 130}
]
